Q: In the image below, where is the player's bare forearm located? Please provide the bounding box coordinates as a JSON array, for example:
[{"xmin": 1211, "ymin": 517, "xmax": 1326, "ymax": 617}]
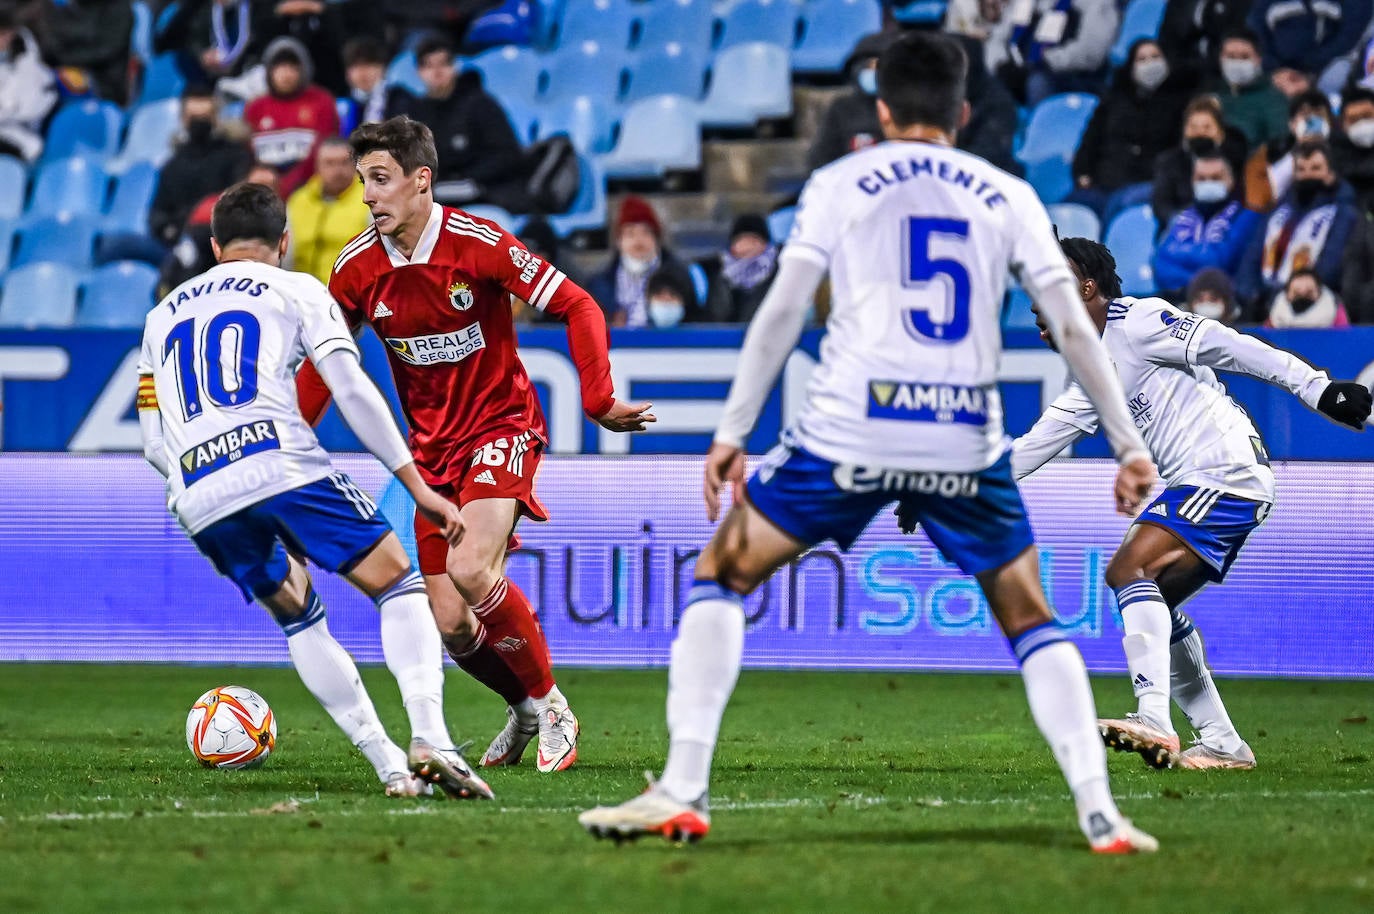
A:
[
  {"xmin": 703, "ymin": 442, "xmax": 746, "ymax": 522},
  {"xmin": 395, "ymin": 463, "xmax": 464, "ymax": 546}
]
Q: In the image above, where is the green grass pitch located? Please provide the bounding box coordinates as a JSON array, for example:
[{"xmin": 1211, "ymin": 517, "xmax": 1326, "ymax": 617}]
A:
[{"xmin": 1, "ymin": 665, "xmax": 1371, "ymax": 912}]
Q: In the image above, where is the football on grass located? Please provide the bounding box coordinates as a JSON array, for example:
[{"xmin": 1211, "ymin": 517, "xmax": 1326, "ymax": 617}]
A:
[{"xmin": 186, "ymin": 686, "xmax": 276, "ymax": 769}]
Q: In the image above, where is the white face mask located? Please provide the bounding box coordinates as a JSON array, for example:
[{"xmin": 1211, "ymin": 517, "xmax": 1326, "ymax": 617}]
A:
[
  {"xmin": 857, "ymin": 67, "xmax": 877, "ymax": 95},
  {"xmin": 621, "ymin": 254, "xmax": 654, "ymax": 274},
  {"xmin": 1192, "ymin": 300, "xmax": 1226, "ymax": 320},
  {"xmin": 1133, "ymin": 58, "xmax": 1169, "ymax": 92},
  {"xmin": 1220, "ymin": 58, "xmax": 1260, "ymax": 87},
  {"xmin": 1349, "ymin": 118, "xmax": 1374, "ymax": 149},
  {"xmin": 1293, "ymin": 114, "xmax": 1330, "ymax": 140},
  {"xmin": 1192, "ymin": 179, "xmax": 1229, "ymax": 203},
  {"xmin": 648, "ymin": 299, "xmax": 685, "ymax": 327}
]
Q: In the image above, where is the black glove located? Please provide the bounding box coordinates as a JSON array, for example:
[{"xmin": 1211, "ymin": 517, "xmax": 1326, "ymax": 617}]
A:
[
  {"xmin": 1317, "ymin": 381, "xmax": 1373, "ymax": 430},
  {"xmin": 895, "ymin": 501, "xmax": 919, "ymax": 535}
]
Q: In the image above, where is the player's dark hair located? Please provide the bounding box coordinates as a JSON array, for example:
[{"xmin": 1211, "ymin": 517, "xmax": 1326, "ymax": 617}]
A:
[
  {"xmin": 876, "ymin": 31, "xmax": 967, "ymax": 132},
  {"xmin": 1060, "ymin": 237, "xmax": 1123, "ymax": 301},
  {"xmin": 211, "ymin": 181, "xmax": 286, "ymax": 247},
  {"xmin": 350, "ymin": 115, "xmax": 439, "ymax": 177},
  {"xmin": 414, "ymin": 32, "xmax": 455, "ymax": 65}
]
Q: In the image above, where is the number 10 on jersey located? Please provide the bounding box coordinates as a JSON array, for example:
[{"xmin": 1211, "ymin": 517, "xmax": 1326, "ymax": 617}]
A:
[{"xmin": 903, "ymin": 217, "xmax": 971, "ymax": 343}]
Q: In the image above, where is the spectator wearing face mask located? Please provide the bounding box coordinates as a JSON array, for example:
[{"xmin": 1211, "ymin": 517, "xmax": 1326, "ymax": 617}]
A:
[
  {"xmin": 1158, "ymin": 0, "xmax": 1250, "ymax": 72},
  {"xmin": 1210, "ymin": 28, "xmax": 1290, "ymax": 150},
  {"xmin": 1236, "ymin": 140, "xmax": 1361, "ymax": 312},
  {"xmin": 149, "ymin": 84, "xmax": 254, "ymax": 246},
  {"xmin": 644, "ymin": 268, "xmax": 704, "ymax": 329},
  {"xmin": 1264, "ymin": 267, "xmax": 1351, "ymax": 328},
  {"xmin": 706, "ymin": 214, "xmax": 780, "ymax": 324},
  {"xmin": 1069, "ymin": 39, "xmax": 1190, "ymax": 224},
  {"xmin": 1152, "ymin": 95, "xmax": 1250, "ymax": 229},
  {"xmin": 1263, "ymin": 89, "xmax": 1334, "ymax": 203},
  {"xmin": 586, "ymin": 196, "xmax": 697, "ymax": 328},
  {"xmin": 1329, "ymin": 88, "xmax": 1374, "ymax": 216},
  {"xmin": 1183, "ymin": 267, "xmax": 1242, "ymax": 324},
  {"xmin": 1153, "ymin": 151, "xmax": 1261, "ymax": 299},
  {"xmin": 340, "ymin": 36, "xmax": 402, "ymax": 132},
  {"xmin": 808, "ymin": 31, "xmax": 894, "ymax": 170}
]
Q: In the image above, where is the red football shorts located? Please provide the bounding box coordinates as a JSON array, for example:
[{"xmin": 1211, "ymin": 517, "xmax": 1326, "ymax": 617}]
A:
[{"xmin": 414, "ymin": 430, "xmax": 549, "ymax": 576}]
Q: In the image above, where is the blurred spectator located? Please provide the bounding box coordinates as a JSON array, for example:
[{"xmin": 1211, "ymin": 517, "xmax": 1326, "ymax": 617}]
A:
[
  {"xmin": 1183, "ymin": 266, "xmax": 1242, "ymax": 324},
  {"xmin": 244, "ymin": 36, "xmax": 339, "ymax": 197},
  {"xmin": 384, "ymin": 1, "xmax": 505, "ymax": 49},
  {"xmin": 808, "ymin": 31, "xmax": 894, "ymax": 170},
  {"xmin": 1264, "ymin": 266, "xmax": 1350, "ymax": 327},
  {"xmin": 153, "ymin": 0, "xmax": 275, "ymax": 84},
  {"xmin": 342, "ymin": 36, "xmax": 399, "ymax": 131},
  {"xmin": 1339, "ymin": 213, "xmax": 1374, "ymax": 323},
  {"xmin": 40, "ymin": 0, "xmax": 134, "ymax": 104},
  {"xmin": 1237, "ymin": 140, "xmax": 1361, "ymax": 311},
  {"xmin": 0, "ymin": 4, "xmax": 55, "ymax": 162},
  {"xmin": 944, "ymin": 0, "xmax": 1006, "ymax": 40},
  {"xmin": 258, "ymin": 0, "xmax": 385, "ymax": 99},
  {"xmin": 1152, "ymin": 151, "xmax": 1261, "ymax": 298},
  {"xmin": 645, "ymin": 268, "xmax": 703, "ymax": 328},
  {"xmin": 1159, "ymin": 0, "xmax": 1252, "ymax": 72},
  {"xmin": 1330, "ymin": 87, "xmax": 1374, "ymax": 215},
  {"xmin": 985, "ymin": 0, "xmax": 1119, "ymax": 105},
  {"xmin": 1248, "ymin": 0, "xmax": 1370, "ymax": 77},
  {"xmin": 586, "ymin": 195, "xmax": 696, "ymax": 328},
  {"xmin": 1263, "ymin": 89, "xmax": 1334, "ymax": 199},
  {"xmin": 386, "ymin": 34, "xmax": 529, "ymax": 212},
  {"xmin": 149, "ymin": 84, "xmax": 254, "ymax": 245},
  {"xmin": 159, "ymin": 162, "xmax": 280, "ymax": 296},
  {"xmin": 950, "ymin": 32, "xmax": 1021, "ymax": 175},
  {"xmin": 1211, "ymin": 28, "xmax": 1290, "ymax": 149},
  {"xmin": 285, "ymin": 137, "xmax": 369, "ymax": 284},
  {"xmin": 1152, "ymin": 95, "xmax": 1250, "ymax": 228},
  {"xmin": 706, "ymin": 214, "xmax": 780, "ymax": 324},
  {"xmin": 1070, "ymin": 39, "xmax": 1190, "ymax": 224}
]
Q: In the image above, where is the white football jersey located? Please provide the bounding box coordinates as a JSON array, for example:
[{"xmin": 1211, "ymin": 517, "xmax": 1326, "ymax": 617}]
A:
[
  {"xmin": 1021, "ymin": 297, "xmax": 1293, "ymax": 501},
  {"xmin": 138, "ymin": 261, "xmax": 359, "ymax": 534},
  {"xmin": 783, "ymin": 140, "xmax": 1074, "ymax": 472}
]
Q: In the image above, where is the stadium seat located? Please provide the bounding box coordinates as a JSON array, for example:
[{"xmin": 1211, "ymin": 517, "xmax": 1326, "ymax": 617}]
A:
[
  {"xmin": 536, "ymin": 95, "xmax": 618, "ymax": 155},
  {"xmin": 103, "ymin": 162, "xmax": 159, "ymax": 235},
  {"xmin": 77, "ymin": 261, "xmax": 161, "ymax": 328},
  {"xmin": 793, "ymin": 0, "xmax": 883, "ymax": 75},
  {"xmin": 699, "ymin": 42, "xmax": 792, "ymax": 128},
  {"xmin": 1022, "ymin": 156, "xmax": 1073, "ymax": 204},
  {"xmin": 1110, "ymin": 0, "xmax": 1167, "ymax": 67},
  {"xmin": 889, "ymin": 0, "xmax": 949, "ymax": 25},
  {"xmin": 598, "ymin": 94, "xmax": 701, "ymax": 178},
  {"xmin": 1002, "ymin": 285, "xmax": 1039, "ymax": 329},
  {"xmin": 1046, "ymin": 202, "xmax": 1102, "ymax": 242},
  {"xmin": 1104, "ymin": 204, "xmax": 1158, "ymax": 296},
  {"xmin": 636, "ymin": 0, "xmax": 714, "ymax": 55},
  {"xmin": 541, "ymin": 41, "xmax": 629, "ymax": 105},
  {"xmin": 553, "ymin": 0, "xmax": 638, "ymax": 52},
  {"xmin": 715, "ymin": 0, "xmax": 803, "ymax": 52},
  {"xmin": 0, "ymin": 156, "xmax": 26, "ymax": 220},
  {"xmin": 130, "ymin": 0, "xmax": 154, "ymax": 63},
  {"xmin": 42, "ymin": 100, "xmax": 125, "ymax": 163},
  {"xmin": 138, "ymin": 52, "xmax": 185, "ymax": 104},
  {"xmin": 384, "ymin": 50, "xmax": 426, "ymax": 97},
  {"xmin": 624, "ymin": 42, "xmax": 708, "ymax": 104},
  {"xmin": 767, "ymin": 205, "xmax": 797, "ymax": 244},
  {"xmin": 13, "ymin": 213, "xmax": 100, "ymax": 269},
  {"xmin": 469, "ymin": 45, "xmax": 544, "ymax": 106},
  {"xmin": 548, "ymin": 154, "xmax": 608, "ymax": 236},
  {"xmin": 462, "ymin": 204, "xmax": 525, "ymax": 234},
  {"xmin": 0, "ymin": 217, "xmax": 16, "ymax": 274},
  {"xmin": 27, "ymin": 157, "xmax": 108, "ymax": 219},
  {"xmin": 0, "ymin": 262, "xmax": 81, "ymax": 328},
  {"xmin": 107, "ymin": 99, "xmax": 181, "ymax": 173},
  {"xmin": 1016, "ymin": 93, "xmax": 1098, "ymax": 164},
  {"xmin": 502, "ymin": 98, "xmax": 541, "ymax": 144},
  {"xmin": 464, "ymin": 0, "xmax": 539, "ymax": 51}
]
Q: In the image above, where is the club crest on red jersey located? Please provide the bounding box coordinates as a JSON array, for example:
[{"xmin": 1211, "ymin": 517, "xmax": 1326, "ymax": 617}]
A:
[{"xmin": 448, "ymin": 281, "xmax": 475, "ymax": 311}]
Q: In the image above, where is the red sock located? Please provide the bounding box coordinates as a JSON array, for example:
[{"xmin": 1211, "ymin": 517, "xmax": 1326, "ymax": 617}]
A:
[
  {"xmin": 446, "ymin": 622, "xmax": 529, "ymax": 708},
  {"xmin": 471, "ymin": 578, "xmax": 555, "ymax": 699}
]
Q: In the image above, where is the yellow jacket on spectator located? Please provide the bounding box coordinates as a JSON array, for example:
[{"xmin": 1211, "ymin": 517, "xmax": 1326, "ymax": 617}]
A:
[{"xmin": 286, "ymin": 175, "xmax": 370, "ymax": 285}]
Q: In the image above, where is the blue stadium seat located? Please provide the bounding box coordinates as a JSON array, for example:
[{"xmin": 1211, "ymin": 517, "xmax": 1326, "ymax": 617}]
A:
[
  {"xmin": 0, "ymin": 156, "xmax": 26, "ymax": 219},
  {"xmin": 461, "ymin": 204, "xmax": 525, "ymax": 234},
  {"xmin": 541, "ymin": 41, "xmax": 629, "ymax": 105},
  {"xmin": 464, "ymin": 0, "xmax": 539, "ymax": 51},
  {"xmin": 1002, "ymin": 285, "xmax": 1039, "ymax": 329},
  {"xmin": 536, "ymin": 95, "xmax": 618, "ymax": 155},
  {"xmin": 27, "ymin": 157, "xmax": 108, "ymax": 219},
  {"xmin": 1046, "ymin": 202, "xmax": 1102, "ymax": 242},
  {"xmin": 715, "ymin": 0, "xmax": 803, "ymax": 52},
  {"xmin": 0, "ymin": 262, "xmax": 81, "ymax": 328},
  {"xmin": 1022, "ymin": 156, "xmax": 1072, "ymax": 204},
  {"xmin": 130, "ymin": 0, "xmax": 154, "ymax": 62},
  {"xmin": 624, "ymin": 42, "xmax": 708, "ymax": 104},
  {"xmin": 43, "ymin": 100, "xmax": 125, "ymax": 163},
  {"xmin": 700, "ymin": 42, "xmax": 792, "ymax": 128},
  {"xmin": 138, "ymin": 52, "xmax": 186, "ymax": 104},
  {"xmin": 889, "ymin": 0, "xmax": 948, "ymax": 25},
  {"xmin": 598, "ymin": 94, "xmax": 701, "ymax": 178},
  {"xmin": 384, "ymin": 51, "xmax": 426, "ymax": 97},
  {"xmin": 108, "ymin": 99, "xmax": 181, "ymax": 173},
  {"xmin": 1110, "ymin": 0, "xmax": 1167, "ymax": 67},
  {"xmin": 1104, "ymin": 204, "xmax": 1158, "ymax": 296},
  {"xmin": 548, "ymin": 155, "xmax": 608, "ymax": 236},
  {"xmin": 14, "ymin": 213, "xmax": 100, "ymax": 269},
  {"xmin": 103, "ymin": 162, "xmax": 159, "ymax": 235},
  {"xmin": 767, "ymin": 205, "xmax": 797, "ymax": 244},
  {"xmin": 793, "ymin": 0, "xmax": 883, "ymax": 74},
  {"xmin": 636, "ymin": 0, "xmax": 714, "ymax": 55},
  {"xmin": 469, "ymin": 45, "xmax": 544, "ymax": 106},
  {"xmin": 1016, "ymin": 93, "xmax": 1098, "ymax": 164},
  {"xmin": 553, "ymin": 0, "xmax": 639, "ymax": 51},
  {"xmin": 77, "ymin": 261, "xmax": 161, "ymax": 328},
  {"xmin": 0, "ymin": 217, "xmax": 16, "ymax": 274},
  {"xmin": 502, "ymin": 97, "xmax": 541, "ymax": 144}
]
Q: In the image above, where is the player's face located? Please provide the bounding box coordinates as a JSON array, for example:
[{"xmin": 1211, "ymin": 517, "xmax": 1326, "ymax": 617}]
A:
[{"xmin": 357, "ymin": 150, "xmax": 429, "ymax": 237}]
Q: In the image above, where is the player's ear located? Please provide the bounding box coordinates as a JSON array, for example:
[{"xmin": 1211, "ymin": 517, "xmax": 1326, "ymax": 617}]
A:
[
  {"xmin": 210, "ymin": 236, "xmax": 222, "ymax": 263},
  {"xmin": 957, "ymin": 99, "xmax": 971, "ymax": 131},
  {"xmin": 278, "ymin": 231, "xmax": 290, "ymax": 261},
  {"xmin": 876, "ymin": 98, "xmax": 893, "ymax": 133},
  {"xmin": 416, "ymin": 166, "xmax": 431, "ymax": 195}
]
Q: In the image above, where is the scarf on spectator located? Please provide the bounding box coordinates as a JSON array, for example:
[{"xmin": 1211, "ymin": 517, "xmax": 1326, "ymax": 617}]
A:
[
  {"xmin": 720, "ymin": 244, "xmax": 778, "ymax": 290},
  {"xmin": 615, "ymin": 254, "xmax": 659, "ymax": 328},
  {"xmin": 212, "ymin": 1, "xmax": 253, "ymax": 70},
  {"xmin": 1009, "ymin": 0, "xmax": 1075, "ymax": 66},
  {"xmin": 1260, "ymin": 201, "xmax": 1338, "ymax": 289},
  {"xmin": 1267, "ymin": 286, "xmax": 1347, "ymax": 328}
]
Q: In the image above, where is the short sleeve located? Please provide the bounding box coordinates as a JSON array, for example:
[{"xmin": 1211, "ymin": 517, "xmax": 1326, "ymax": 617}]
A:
[
  {"xmin": 326, "ymin": 261, "xmax": 367, "ymax": 327},
  {"xmin": 136, "ymin": 325, "xmax": 155, "ymax": 375},
  {"xmin": 1119, "ymin": 296, "xmax": 1206, "ymax": 367},
  {"xmin": 293, "ymin": 274, "xmax": 360, "ymax": 364},
  {"xmin": 781, "ymin": 170, "xmax": 839, "ymax": 269},
  {"xmin": 1008, "ymin": 186, "xmax": 1076, "ymax": 299}
]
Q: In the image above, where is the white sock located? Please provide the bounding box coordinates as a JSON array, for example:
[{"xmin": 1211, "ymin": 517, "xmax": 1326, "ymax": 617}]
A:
[
  {"xmin": 1015, "ymin": 630, "xmax": 1121, "ymax": 840},
  {"xmin": 376, "ymin": 571, "xmax": 452, "ymax": 749},
  {"xmin": 658, "ymin": 588, "xmax": 745, "ymax": 803},
  {"xmin": 1115, "ymin": 581, "xmax": 1174, "ymax": 732},
  {"xmin": 284, "ymin": 604, "xmax": 401, "ymax": 780},
  {"xmin": 531, "ymin": 683, "xmax": 566, "ymax": 717},
  {"xmin": 1170, "ymin": 619, "xmax": 1244, "ymax": 753}
]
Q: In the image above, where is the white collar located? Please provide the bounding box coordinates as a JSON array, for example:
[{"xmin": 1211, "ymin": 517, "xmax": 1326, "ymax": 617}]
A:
[{"xmin": 381, "ymin": 202, "xmax": 443, "ymax": 267}]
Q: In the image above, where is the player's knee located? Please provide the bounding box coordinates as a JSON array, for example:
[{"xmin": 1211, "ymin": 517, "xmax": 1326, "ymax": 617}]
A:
[
  {"xmin": 1104, "ymin": 559, "xmax": 1150, "ymax": 591},
  {"xmin": 444, "ymin": 550, "xmax": 498, "ymax": 603},
  {"xmin": 438, "ymin": 610, "xmax": 479, "ymax": 647}
]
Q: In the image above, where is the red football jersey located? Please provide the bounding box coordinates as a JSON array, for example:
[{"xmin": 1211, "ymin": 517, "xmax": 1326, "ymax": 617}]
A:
[{"xmin": 303, "ymin": 204, "xmax": 614, "ymax": 485}]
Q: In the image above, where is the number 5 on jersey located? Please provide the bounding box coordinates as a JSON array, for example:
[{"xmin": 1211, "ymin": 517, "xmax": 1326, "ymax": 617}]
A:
[{"xmin": 903, "ymin": 217, "xmax": 971, "ymax": 343}]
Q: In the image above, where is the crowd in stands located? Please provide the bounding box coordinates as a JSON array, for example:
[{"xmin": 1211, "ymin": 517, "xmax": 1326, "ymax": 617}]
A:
[{"xmin": 3, "ymin": 0, "xmax": 1374, "ymax": 330}]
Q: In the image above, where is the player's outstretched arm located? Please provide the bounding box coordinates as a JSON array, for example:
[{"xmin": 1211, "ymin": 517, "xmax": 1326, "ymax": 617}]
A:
[{"xmin": 135, "ymin": 373, "xmax": 170, "ymax": 479}]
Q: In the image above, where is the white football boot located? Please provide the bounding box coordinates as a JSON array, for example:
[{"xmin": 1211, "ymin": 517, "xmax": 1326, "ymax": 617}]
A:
[
  {"xmin": 480, "ymin": 705, "xmax": 540, "ymax": 767},
  {"xmin": 580, "ymin": 775, "xmax": 710, "ymax": 844},
  {"xmin": 1098, "ymin": 712, "xmax": 1180, "ymax": 769},
  {"xmin": 1086, "ymin": 813, "xmax": 1160, "ymax": 854},
  {"xmin": 384, "ymin": 771, "xmax": 434, "ymax": 798},
  {"xmin": 408, "ymin": 738, "xmax": 495, "ymax": 800},
  {"xmin": 535, "ymin": 699, "xmax": 579, "ymax": 773},
  {"xmin": 1176, "ymin": 739, "xmax": 1256, "ymax": 770}
]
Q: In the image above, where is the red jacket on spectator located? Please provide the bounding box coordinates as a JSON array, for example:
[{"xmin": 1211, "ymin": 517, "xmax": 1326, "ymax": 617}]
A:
[{"xmin": 245, "ymin": 37, "xmax": 340, "ymax": 197}]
